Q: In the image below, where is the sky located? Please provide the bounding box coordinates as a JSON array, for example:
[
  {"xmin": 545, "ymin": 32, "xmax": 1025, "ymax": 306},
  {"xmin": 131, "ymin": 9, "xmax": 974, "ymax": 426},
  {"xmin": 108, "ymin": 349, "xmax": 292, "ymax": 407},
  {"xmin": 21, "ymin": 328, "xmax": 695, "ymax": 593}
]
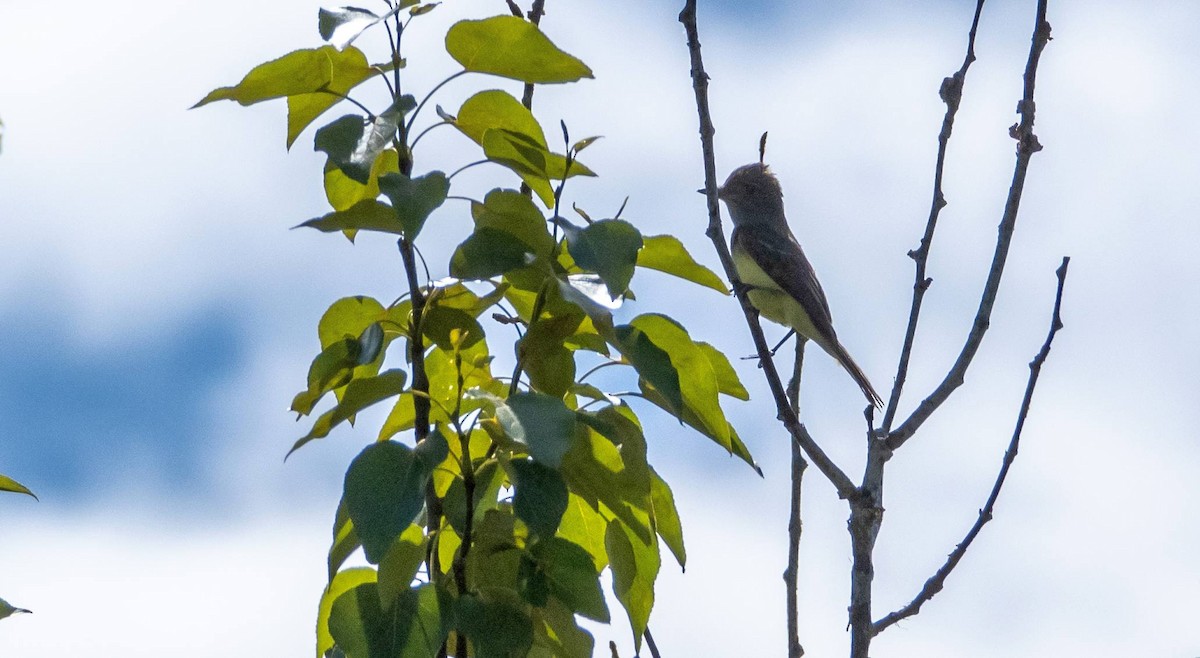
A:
[{"xmin": 1, "ymin": 0, "xmax": 1198, "ymax": 656}]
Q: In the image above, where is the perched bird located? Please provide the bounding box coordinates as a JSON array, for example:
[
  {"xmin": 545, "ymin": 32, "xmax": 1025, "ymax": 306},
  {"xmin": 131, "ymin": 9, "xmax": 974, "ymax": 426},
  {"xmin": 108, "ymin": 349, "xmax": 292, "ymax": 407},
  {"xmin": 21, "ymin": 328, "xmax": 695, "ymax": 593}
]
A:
[{"xmin": 718, "ymin": 162, "xmax": 882, "ymax": 407}]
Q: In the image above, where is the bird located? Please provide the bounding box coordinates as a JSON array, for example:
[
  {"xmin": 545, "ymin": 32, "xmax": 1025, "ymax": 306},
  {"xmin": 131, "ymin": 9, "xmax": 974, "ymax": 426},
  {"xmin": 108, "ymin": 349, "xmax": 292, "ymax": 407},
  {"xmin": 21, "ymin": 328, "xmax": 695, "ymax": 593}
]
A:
[
  {"xmin": 0, "ymin": 597, "xmax": 31, "ymax": 620},
  {"xmin": 717, "ymin": 162, "xmax": 882, "ymax": 407}
]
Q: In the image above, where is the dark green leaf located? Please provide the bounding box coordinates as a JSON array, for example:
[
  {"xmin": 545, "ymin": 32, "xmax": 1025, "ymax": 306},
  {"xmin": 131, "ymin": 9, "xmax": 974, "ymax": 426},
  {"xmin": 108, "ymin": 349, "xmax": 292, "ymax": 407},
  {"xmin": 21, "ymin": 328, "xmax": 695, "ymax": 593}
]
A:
[
  {"xmin": 497, "ymin": 393, "xmax": 577, "ymax": 468},
  {"xmin": 377, "ymin": 524, "xmax": 428, "ymax": 610},
  {"xmin": 532, "ymin": 597, "xmax": 595, "ymax": 658},
  {"xmin": 511, "ymin": 459, "xmax": 569, "ymax": 538},
  {"xmin": 451, "ymin": 228, "xmax": 533, "ymax": 280},
  {"xmin": 614, "ymin": 324, "xmax": 682, "ymax": 416},
  {"xmin": 530, "ymin": 537, "xmax": 610, "ymax": 622},
  {"xmin": 637, "ymin": 235, "xmax": 729, "ymax": 293},
  {"xmin": 456, "ymin": 591, "xmax": 534, "ymax": 657},
  {"xmin": 557, "ymin": 218, "xmax": 642, "ymax": 296},
  {"xmin": 605, "ymin": 519, "xmax": 660, "ymax": 651},
  {"xmin": 518, "ymin": 314, "xmax": 582, "ymax": 397},
  {"xmin": 445, "ymin": 16, "xmax": 593, "ymax": 84},
  {"xmin": 421, "ymin": 305, "xmax": 483, "ymax": 350},
  {"xmin": 378, "ymin": 171, "xmax": 450, "ymax": 238},
  {"xmin": 315, "ymin": 104, "xmax": 412, "ymax": 185},
  {"xmin": 342, "ymin": 440, "xmax": 436, "ymax": 564}
]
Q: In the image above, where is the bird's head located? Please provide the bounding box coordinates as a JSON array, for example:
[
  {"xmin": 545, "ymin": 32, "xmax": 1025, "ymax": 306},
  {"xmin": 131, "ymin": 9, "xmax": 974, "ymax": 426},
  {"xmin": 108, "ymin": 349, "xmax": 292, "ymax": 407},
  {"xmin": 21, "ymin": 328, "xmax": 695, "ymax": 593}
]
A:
[{"xmin": 717, "ymin": 162, "xmax": 785, "ymax": 226}]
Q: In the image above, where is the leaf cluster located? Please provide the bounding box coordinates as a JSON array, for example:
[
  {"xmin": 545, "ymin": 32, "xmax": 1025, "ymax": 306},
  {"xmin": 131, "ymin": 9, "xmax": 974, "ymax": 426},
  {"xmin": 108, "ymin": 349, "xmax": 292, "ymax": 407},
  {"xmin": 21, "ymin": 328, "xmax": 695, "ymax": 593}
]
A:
[{"xmin": 196, "ymin": 3, "xmax": 752, "ymax": 656}]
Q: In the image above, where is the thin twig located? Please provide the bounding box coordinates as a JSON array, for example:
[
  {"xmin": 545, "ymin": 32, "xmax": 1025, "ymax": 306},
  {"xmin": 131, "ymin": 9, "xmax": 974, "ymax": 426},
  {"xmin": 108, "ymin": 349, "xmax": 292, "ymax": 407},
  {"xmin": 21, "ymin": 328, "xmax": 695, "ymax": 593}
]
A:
[
  {"xmin": 785, "ymin": 337, "xmax": 808, "ymax": 658},
  {"xmin": 873, "ymin": 256, "xmax": 1069, "ymax": 634},
  {"xmin": 678, "ymin": 0, "xmax": 857, "ymax": 498},
  {"xmin": 887, "ymin": 1, "xmax": 1052, "ymax": 451},
  {"xmin": 880, "ymin": 0, "xmax": 987, "ymax": 433}
]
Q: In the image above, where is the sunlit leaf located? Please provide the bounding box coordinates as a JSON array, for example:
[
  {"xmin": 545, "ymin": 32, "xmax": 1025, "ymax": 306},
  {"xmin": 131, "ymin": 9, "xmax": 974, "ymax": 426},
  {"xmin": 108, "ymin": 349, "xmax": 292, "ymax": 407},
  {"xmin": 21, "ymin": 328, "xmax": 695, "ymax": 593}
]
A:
[
  {"xmin": 606, "ymin": 519, "xmax": 659, "ymax": 651},
  {"xmin": 696, "ymin": 341, "xmax": 749, "ymax": 400},
  {"xmin": 193, "ymin": 48, "xmax": 333, "ymax": 108},
  {"xmin": 317, "ymin": 567, "xmax": 376, "ymax": 658},
  {"xmin": 315, "ymin": 99, "xmax": 413, "ymax": 184},
  {"xmin": 330, "ymin": 581, "xmax": 448, "ymax": 658},
  {"xmin": 0, "ymin": 475, "xmax": 36, "ymax": 500},
  {"xmin": 556, "ymin": 493, "xmax": 609, "ymax": 572},
  {"xmin": 649, "ymin": 468, "xmax": 685, "ymax": 568},
  {"xmin": 327, "ymin": 500, "xmax": 360, "ymax": 581},
  {"xmin": 637, "ymin": 235, "xmax": 729, "ymax": 293},
  {"xmin": 532, "ymin": 597, "xmax": 595, "ymax": 658},
  {"xmin": 287, "ymin": 47, "xmax": 376, "ymax": 148},
  {"xmin": 445, "ymin": 16, "xmax": 593, "ymax": 84},
  {"xmin": 324, "ymin": 149, "xmax": 400, "ymax": 212},
  {"xmin": 377, "ymin": 524, "xmax": 427, "ymax": 610}
]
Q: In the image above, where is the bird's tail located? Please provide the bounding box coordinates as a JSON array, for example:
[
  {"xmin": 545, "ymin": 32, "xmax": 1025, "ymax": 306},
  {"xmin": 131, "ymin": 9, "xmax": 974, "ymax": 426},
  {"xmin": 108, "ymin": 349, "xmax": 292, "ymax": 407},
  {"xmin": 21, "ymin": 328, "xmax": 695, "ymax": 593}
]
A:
[{"xmin": 828, "ymin": 341, "xmax": 882, "ymax": 408}]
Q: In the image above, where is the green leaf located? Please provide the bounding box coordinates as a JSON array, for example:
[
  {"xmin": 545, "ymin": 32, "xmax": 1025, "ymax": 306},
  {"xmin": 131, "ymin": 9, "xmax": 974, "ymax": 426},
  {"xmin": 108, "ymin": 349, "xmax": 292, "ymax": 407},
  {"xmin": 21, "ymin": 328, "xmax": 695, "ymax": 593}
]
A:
[
  {"xmin": 451, "ymin": 228, "xmax": 533, "ymax": 280},
  {"xmin": 649, "ymin": 468, "xmax": 685, "ymax": 568},
  {"xmin": 532, "ymin": 597, "xmax": 595, "ymax": 658},
  {"xmin": 445, "ymin": 16, "xmax": 593, "ymax": 84},
  {"xmin": 0, "ymin": 474, "xmax": 36, "ymax": 500},
  {"xmin": 287, "ymin": 47, "xmax": 376, "ymax": 148},
  {"xmin": 456, "ymin": 590, "xmax": 534, "ymax": 657},
  {"xmin": 328, "ymin": 499, "xmax": 361, "ymax": 581},
  {"xmin": 511, "ymin": 459, "xmax": 569, "ymax": 538},
  {"xmin": 454, "ymin": 90, "xmax": 545, "ymax": 146},
  {"xmin": 299, "ymin": 200, "xmax": 405, "ymax": 236},
  {"xmin": 557, "ymin": 218, "xmax": 643, "ymax": 296},
  {"xmin": 377, "ymin": 524, "xmax": 428, "ymax": 611},
  {"xmin": 193, "ymin": 48, "xmax": 333, "ymax": 108},
  {"xmin": 614, "ymin": 324, "xmax": 682, "ymax": 417},
  {"xmin": 637, "ymin": 384, "xmax": 760, "ymax": 474},
  {"xmin": 378, "ymin": 171, "xmax": 450, "ymax": 238},
  {"xmin": 557, "ymin": 493, "xmax": 608, "ymax": 571},
  {"xmin": 317, "ymin": 567, "xmax": 377, "ymax": 658},
  {"xmin": 497, "ymin": 393, "xmax": 577, "ymax": 468},
  {"xmin": 530, "ymin": 537, "xmax": 610, "ymax": 623},
  {"xmin": 472, "ymin": 189, "xmax": 556, "ymax": 257},
  {"xmin": 622, "ymin": 314, "xmax": 731, "ymax": 445},
  {"xmin": 606, "ymin": 520, "xmax": 660, "ymax": 651},
  {"xmin": 290, "ymin": 369, "xmax": 408, "ymax": 456},
  {"xmin": 559, "ymin": 427, "xmax": 652, "ymax": 546},
  {"xmin": 291, "ymin": 327, "xmax": 381, "ymax": 417},
  {"xmin": 696, "ymin": 341, "xmax": 749, "ymax": 400},
  {"xmin": 324, "ymin": 149, "xmax": 400, "ymax": 212},
  {"xmin": 518, "ymin": 314, "xmax": 582, "ymax": 397},
  {"xmin": 315, "ymin": 100, "xmax": 413, "ymax": 184},
  {"xmin": 342, "ymin": 440, "xmax": 440, "ymax": 564},
  {"xmin": 328, "ymin": 581, "xmax": 451, "ymax": 658},
  {"xmin": 637, "ymin": 235, "xmax": 729, "ymax": 294}
]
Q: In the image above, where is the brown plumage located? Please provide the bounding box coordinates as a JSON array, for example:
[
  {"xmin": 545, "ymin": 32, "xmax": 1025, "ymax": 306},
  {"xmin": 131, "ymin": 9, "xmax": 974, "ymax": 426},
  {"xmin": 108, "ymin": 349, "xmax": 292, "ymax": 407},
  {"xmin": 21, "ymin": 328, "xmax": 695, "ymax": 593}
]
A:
[{"xmin": 718, "ymin": 163, "xmax": 882, "ymax": 407}]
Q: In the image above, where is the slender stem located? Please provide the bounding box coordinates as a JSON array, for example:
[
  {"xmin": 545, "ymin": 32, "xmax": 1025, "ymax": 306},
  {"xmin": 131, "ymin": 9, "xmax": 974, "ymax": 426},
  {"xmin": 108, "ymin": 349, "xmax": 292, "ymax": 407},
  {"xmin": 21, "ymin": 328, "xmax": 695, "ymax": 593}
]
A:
[
  {"xmin": 785, "ymin": 337, "xmax": 807, "ymax": 658},
  {"xmin": 873, "ymin": 257, "xmax": 1069, "ymax": 634},
  {"xmin": 644, "ymin": 626, "xmax": 662, "ymax": 658},
  {"xmin": 450, "ymin": 349, "xmax": 475, "ymax": 657},
  {"xmin": 880, "ymin": 0, "xmax": 987, "ymax": 433},
  {"xmin": 448, "ymin": 159, "xmax": 492, "ymax": 181},
  {"xmin": 316, "ymin": 88, "xmax": 376, "ymax": 120},
  {"xmin": 405, "ymin": 71, "xmax": 468, "ymax": 137},
  {"xmin": 678, "ymin": 0, "xmax": 856, "ymax": 498},
  {"xmin": 410, "ymin": 120, "xmax": 451, "ymax": 151},
  {"xmin": 887, "ymin": 0, "xmax": 1052, "ymax": 451}
]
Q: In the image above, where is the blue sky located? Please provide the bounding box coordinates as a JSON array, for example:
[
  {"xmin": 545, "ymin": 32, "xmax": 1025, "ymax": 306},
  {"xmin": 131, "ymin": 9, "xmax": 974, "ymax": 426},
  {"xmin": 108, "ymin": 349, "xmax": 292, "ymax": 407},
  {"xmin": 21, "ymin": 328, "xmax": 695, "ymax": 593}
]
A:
[{"xmin": 2, "ymin": 0, "xmax": 1198, "ymax": 656}]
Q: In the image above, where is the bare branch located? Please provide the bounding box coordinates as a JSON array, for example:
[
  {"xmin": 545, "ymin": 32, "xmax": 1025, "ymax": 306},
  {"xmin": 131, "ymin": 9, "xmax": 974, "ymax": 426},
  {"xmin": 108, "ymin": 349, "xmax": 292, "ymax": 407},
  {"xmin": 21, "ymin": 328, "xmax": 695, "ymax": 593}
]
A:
[
  {"xmin": 887, "ymin": 0, "xmax": 1052, "ymax": 451},
  {"xmin": 874, "ymin": 256, "xmax": 1069, "ymax": 634},
  {"xmin": 880, "ymin": 0, "xmax": 987, "ymax": 433},
  {"xmin": 678, "ymin": 0, "xmax": 857, "ymax": 499},
  {"xmin": 785, "ymin": 338, "xmax": 808, "ymax": 658}
]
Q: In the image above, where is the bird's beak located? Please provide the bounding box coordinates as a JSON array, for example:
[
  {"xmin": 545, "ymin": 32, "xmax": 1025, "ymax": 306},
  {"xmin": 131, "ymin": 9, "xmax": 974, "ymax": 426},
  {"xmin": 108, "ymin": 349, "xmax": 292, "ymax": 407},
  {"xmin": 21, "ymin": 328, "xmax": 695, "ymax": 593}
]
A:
[{"xmin": 698, "ymin": 186, "xmax": 725, "ymax": 198}]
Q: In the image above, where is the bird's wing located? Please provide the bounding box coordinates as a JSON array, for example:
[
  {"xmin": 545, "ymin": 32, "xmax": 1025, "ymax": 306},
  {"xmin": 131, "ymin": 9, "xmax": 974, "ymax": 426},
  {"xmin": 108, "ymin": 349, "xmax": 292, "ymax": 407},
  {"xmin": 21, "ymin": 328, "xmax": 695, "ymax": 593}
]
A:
[{"xmin": 733, "ymin": 224, "xmax": 838, "ymax": 343}]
